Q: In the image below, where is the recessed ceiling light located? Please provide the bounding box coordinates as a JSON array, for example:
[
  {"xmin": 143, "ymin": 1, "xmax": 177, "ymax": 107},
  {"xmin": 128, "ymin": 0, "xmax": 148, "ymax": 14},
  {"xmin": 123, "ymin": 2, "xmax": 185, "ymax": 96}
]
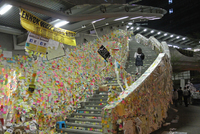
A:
[
  {"xmin": 105, "ymin": 22, "xmax": 109, "ymax": 25},
  {"xmin": 182, "ymin": 37, "xmax": 186, "ymax": 40},
  {"xmin": 114, "ymin": 16, "xmax": 129, "ymax": 21},
  {"xmin": 164, "ymin": 33, "xmax": 167, "ymax": 36},
  {"xmin": 150, "ymin": 30, "xmax": 154, "ymax": 33},
  {"xmin": 157, "ymin": 32, "xmax": 161, "ymax": 35},
  {"xmin": 128, "ymin": 22, "xmax": 133, "ymax": 25},
  {"xmin": 92, "ymin": 18, "xmax": 105, "ymax": 23},
  {"xmin": 176, "ymin": 36, "xmax": 180, "ymax": 39},
  {"xmin": 131, "ymin": 27, "xmax": 134, "ymax": 30},
  {"xmin": 170, "ymin": 35, "xmax": 174, "ymax": 37},
  {"xmin": 136, "ymin": 27, "xmax": 140, "ymax": 30},
  {"xmin": 126, "ymin": 26, "xmax": 129, "ymax": 28},
  {"xmin": 143, "ymin": 29, "xmax": 147, "ymax": 32}
]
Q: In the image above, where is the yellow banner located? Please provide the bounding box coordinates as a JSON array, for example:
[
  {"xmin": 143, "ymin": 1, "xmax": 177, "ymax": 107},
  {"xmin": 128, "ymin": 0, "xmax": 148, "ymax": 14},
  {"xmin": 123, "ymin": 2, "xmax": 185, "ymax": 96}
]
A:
[{"xmin": 20, "ymin": 8, "xmax": 76, "ymax": 46}]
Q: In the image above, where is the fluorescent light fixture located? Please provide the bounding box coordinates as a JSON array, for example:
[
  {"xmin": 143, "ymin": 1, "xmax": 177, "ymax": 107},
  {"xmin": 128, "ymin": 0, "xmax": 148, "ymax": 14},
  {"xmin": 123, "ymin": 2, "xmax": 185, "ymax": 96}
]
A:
[
  {"xmin": 128, "ymin": 22, "xmax": 133, "ymax": 25},
  {"xmin": 168, "ymin": 44, "xmax": 173, "ymax": 47},
  {"xmin": 0, "ymin": 4, "xmax": 12, "ymax": 15},
  {"xmin": 182, "ymin": 37, "xmax": 186, "ymax": 40},
  {"xmin": 130, "ymin": 16, "xmax": 143, "ymax": 20},
  {"xmin": 126, "ymin": 26, "xmax": 129, "ymax": 28},
  {"xmin": 143, "ymin": 29, "xmax": 147, "ymax": 32},
  {"xmin": 157, "ymin": 32, "xmax": 161, "ymax": 35},
  {"xmin": 170, "ymin": 35, "xmax": 174, "ymax": 37},
  {"xmin": 173, "ymin": 45, "xmax": 179, "ymax": 49},
  {"xmin": 150, "ymin": 30, "xmax": 154, "ymax": 33},
  {"xmin": 136, "ymin": 27, "xmax": 140, "ymax": 30},
  {"xmin": 164, "ymin": 33, "xmax": 167, "ymax": 36},
  {"xmin": 54, "ymin": 20, "xmax": 69, "ymax": 28},
  {"xmin": 105, "ymin": 22, "xmax": 109, "ymax": 25},
  {"xmin": 194, "ymin": 49, "xmax": 200, "ymax": 52},
  {"xmin": 176, "ymin": 36, "xmax": 180, "ymax": 39},
  {"xmin": 114, "ymin": 16, "xmax": 129, "ymax": 21},
  {"xmin": 92, "ymin": 18, "xmax": 105, "ymax": 23},
  {"xmin": 131, "ymin": 27, "xmax": 134, "ymax": 30},
  {"xmin": 186, "ymin": 48, "xmax": 192, "ymax": 50}
]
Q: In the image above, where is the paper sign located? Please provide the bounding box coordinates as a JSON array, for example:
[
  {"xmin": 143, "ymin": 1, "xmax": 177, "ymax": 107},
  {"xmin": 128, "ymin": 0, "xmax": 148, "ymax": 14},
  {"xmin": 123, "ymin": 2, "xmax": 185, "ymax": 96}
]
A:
[
  {"xmin": 3, "ymin": 51, "xmax": 12, "ymax": 58},
  {"xmin": 97, "ymin": 45, "xmax": 111, "ymax": 61}
]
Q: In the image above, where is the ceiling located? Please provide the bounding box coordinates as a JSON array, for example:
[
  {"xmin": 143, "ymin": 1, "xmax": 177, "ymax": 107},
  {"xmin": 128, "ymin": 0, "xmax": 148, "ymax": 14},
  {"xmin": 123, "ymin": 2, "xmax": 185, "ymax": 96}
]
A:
[
  {"xmin": 1, "ymin": 0, "xmax": 199, "ymax": 49},
  {"xmin": 0, "ymin": 0, "xmax": 165, "ymax": 35}
]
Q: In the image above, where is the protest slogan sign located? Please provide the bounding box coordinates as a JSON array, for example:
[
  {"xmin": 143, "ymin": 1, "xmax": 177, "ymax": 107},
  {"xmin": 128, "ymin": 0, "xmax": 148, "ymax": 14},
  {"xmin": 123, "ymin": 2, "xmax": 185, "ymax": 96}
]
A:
[
  {"xmin": 97, "ymin": 45, "xmax": 111, "ymax": 61},
  {"xmin": 20, "ymin": 8, "xmax": 76, "ymax": 46}
]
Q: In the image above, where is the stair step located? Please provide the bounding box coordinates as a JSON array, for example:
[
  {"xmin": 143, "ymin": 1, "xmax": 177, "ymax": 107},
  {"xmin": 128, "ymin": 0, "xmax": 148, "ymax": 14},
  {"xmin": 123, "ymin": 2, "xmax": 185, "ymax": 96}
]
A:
[
  {"xmin": 77, "ymin": 109, "xmax": 102, "ymax": 112},
  {"xmin": 85, "ymin": 105, "xmax": 105, "ymax": 108},
  {"xmin": 61, "ymin": 128, "xmax": 102, "ymax": 134},
  {"xmin": 85, "ymin": 101, "xmax": 107, "ymax": 105},
  {"xmin": 65, "ymin": 122, "xmax": 102, "ymax": 129},
  {"xmin": 72, "ymin": 113, "xmax": 102, "ymax": 117},
  {"xmin": 89, "ymin": 98, "xmax": 107, "ymax": 101},
  {"xmin": 68, "ymin": 118, "xmax": 101, "ymax": 123}
]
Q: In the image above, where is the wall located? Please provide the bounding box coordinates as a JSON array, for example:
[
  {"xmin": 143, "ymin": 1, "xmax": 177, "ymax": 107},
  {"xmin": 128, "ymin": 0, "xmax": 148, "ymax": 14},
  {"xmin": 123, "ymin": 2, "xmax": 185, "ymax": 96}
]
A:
[{"xmin": 0, "ymin": 32, "xmax": 25, "ymax": 55}]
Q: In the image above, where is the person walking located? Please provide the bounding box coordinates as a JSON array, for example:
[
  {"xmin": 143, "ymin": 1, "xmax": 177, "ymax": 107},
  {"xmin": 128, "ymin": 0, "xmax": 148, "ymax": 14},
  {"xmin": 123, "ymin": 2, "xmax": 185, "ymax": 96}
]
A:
[
  {"xmin": 177, "ymin": 87, "xmax": 183, "ymax": 105},
  {"xmin": 134, "ymin": 48, "xmax": 145, "ymax": 75},
  {"xmin": 173, "ymin": 88, "xmax": 178, "ymax": 107},
  {"xmin": 183, "ymin": 87, "xmax": 189, "ymax": 107}
]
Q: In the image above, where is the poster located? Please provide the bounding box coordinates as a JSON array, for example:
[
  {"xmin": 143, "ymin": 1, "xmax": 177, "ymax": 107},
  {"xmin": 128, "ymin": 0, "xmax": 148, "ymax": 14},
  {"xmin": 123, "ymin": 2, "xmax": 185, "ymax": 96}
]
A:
[{"xmin": 26, "ymin": 32, "xmax": 49, "ymax": 54}]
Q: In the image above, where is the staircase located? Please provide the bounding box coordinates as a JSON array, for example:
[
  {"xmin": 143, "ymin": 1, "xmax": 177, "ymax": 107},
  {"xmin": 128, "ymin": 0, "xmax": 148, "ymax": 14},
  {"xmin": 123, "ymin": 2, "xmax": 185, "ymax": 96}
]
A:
[{"xmin": 59, "ymin": 77, "xmax": 124, "ymax": 134}]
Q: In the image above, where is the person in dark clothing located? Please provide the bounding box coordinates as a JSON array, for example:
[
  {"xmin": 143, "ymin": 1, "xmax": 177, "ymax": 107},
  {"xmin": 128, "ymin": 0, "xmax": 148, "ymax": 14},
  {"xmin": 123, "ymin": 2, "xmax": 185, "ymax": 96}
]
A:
[
  {"xmin": 177, "ymin": 87, "xmax": 183, "ymax": 105},
  {"xmin": 187, "ymin": 86, "xmax": 191, "ymax": 105},
  {"xmin": 173, "ymin": 88, "xmax": 178, "ymax": 107},
  {"xmin": 134, "ymin": 48, "xmax": 145, "ymax": 75},
  {"xmin": 183, "ymin": 87, "xmax": 189, "ymax": 107}
]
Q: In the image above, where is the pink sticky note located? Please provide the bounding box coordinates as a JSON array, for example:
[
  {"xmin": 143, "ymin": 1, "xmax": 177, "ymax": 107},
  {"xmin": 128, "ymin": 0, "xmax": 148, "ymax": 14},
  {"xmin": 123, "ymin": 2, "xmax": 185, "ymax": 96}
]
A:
[
  {"xmin": 60, "ymin": 82, "xmax": 63, "ymax": 87},
  {"xmin": 48, "ymin": 93, "xmax": 51, "ymax": 97}
]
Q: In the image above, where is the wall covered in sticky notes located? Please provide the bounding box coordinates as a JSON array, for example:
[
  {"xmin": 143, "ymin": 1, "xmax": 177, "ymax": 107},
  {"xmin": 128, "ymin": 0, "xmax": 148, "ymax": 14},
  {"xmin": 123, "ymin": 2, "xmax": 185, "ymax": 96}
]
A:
[
  {"xmin": 0, "ymin": 29, "xmax": 132, "ymax": 133},
  {"xmin": 102, "ymin": 34, "xmax": 173, "ymax": 134}
]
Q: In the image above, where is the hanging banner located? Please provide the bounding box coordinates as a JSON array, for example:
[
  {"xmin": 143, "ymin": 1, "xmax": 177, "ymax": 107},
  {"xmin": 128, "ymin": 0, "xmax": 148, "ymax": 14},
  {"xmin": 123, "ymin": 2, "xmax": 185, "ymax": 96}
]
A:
[
  {"xmin": 20, "ymin": 8, "xmax": 76, "ymax": 46},
  {"xmin": 26, "ymin": 32, "xmax": 49, "ymax": 54}
]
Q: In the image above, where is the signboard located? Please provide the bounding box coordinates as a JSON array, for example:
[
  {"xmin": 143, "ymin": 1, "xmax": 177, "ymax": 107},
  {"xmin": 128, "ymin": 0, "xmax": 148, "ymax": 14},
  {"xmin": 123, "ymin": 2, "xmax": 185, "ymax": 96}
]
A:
[
  {"xmin": 20, "ymin": 8, "xmax": 76, "ymax": 46},
  {"xmin": 97, "ymin": 45, "xmax": 111, "ymax": 61},
  {"xmin": 26, "ymin": 32, "xmax": 49, "ymax": 54}
]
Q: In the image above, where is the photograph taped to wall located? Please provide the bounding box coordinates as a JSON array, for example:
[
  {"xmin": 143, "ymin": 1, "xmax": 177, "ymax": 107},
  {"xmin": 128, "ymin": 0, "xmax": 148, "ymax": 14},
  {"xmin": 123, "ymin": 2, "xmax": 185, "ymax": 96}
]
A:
[{"xmin": 46, "ymin": 44, "xmax": 65, "ymax": 60}]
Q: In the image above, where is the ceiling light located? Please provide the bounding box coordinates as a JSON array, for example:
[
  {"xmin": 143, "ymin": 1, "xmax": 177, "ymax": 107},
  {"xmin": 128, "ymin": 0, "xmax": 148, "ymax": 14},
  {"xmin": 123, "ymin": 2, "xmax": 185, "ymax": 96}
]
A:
[
  {"xmin": 126, "ymin": 26, "xmax": 129, "ymax": 28},
  {"xmin": 92, "ymin": 18, "xmax": 105, "ymax": 23},
  {"xmin": 182, "ymin": 37, "xmax": 186, "ymax": 40},
  {"xmin": 170, "ymin": 35, "xmax": 174, "ymax": 37},
  {"xmin": 143, "ymin": 29, "xmax": 147, "ymax": 32},
  {"xmin": 0, "ymin": 4, "xmax": 12, "ymax": 15},
  {"xmin": 114, "ymin": 16, "xmax": 129, "ymax": 21},
  {"xmin": 150, "ymin": 30, "xmax": 154, "ymax": 33},
  {"xmin": 131, "ymin": 27, "xmax": 134, "ymax": 30},
  {"xmin": 105, "ymin": 22, "xmax": 109, "ymax": 25},
  {"xmin": 157, "ymin": 32, "xmax": 161, "ymax": 35},
  {"xmin": 54, "ymin": 20, "xmax": 69, "ymax": 28},
  {"xmin": 82, "ymin": 25, "xmax": 86, "ymax": 28},
  {"xmin": 128, "ymin": 22, "xmax": 133, "ymax": 25},
  {"xmin": 130, "ymin": 16, "xmax": 143, "ymax": 20},
  {"xmin": 164, "ymin": 33, "xmax": 167, "ymax": 36},
  {"xmin": 168, "ymin": 44, "xmax": 173, "ymax": 47},
  {"xmin": 187, "ymin": 48, "xmax": 192, "ymax": 50},
  {"xmin": 136, "ymin": 27, "xmax": 140, "ymax": 30},
  {"xmin": 122, "ymin": 21, "xmax": 124, "ymax": 23},
  {"xmin": 176, "ymin": 36, "xmax": 180, "ymax": 39}
]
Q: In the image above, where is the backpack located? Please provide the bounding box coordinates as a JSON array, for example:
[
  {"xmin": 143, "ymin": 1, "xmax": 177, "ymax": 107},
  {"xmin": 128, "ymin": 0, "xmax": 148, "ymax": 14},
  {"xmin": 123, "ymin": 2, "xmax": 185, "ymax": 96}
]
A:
[
  {"xmin": 141, "ymin": 53, "xmax": 145, "ymax": 60},
  {"xmin": 183, "ymin": 90, "xmax": 189, "ymax": 96}
]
